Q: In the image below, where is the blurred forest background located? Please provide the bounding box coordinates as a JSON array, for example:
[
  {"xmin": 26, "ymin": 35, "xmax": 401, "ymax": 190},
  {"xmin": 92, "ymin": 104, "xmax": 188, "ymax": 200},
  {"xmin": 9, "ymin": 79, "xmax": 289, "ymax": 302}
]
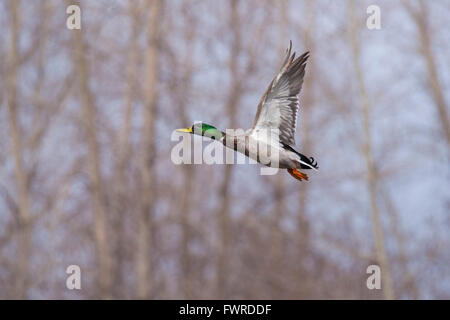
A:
[{"xmin": 0, "ymin": 0, "xmax": 449, "ymax": 299}]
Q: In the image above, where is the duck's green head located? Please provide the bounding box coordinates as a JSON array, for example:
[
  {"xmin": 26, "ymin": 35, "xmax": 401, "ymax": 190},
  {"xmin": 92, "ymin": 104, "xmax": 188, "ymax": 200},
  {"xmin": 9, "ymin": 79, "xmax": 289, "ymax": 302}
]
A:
[{"xmin": 176, "ymin": 122, "xmax": 224, "ymax": 140}]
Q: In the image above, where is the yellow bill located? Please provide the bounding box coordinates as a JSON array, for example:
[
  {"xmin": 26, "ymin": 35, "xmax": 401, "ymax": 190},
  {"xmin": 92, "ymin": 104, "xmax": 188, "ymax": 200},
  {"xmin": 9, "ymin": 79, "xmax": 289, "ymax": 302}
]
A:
[{"xmin": 176, "ymin": 127, "xmax": 192, "ymax": 133}]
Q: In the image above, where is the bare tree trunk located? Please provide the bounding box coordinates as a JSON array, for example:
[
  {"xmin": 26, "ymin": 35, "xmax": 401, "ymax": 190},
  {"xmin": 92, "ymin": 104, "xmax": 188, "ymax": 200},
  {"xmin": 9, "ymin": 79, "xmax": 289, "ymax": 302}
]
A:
[
  {"xmin": 297, "ymin": 0, "xmax": 314, "ymax": 222},
  {"xmin": 111, "ymin": 1, "xmax": 140, "ymax": 298},
  {"xmin": 216, "ymin": 166, "xmax": 231, "ymax": 299},
  {"xmin": 136, "ymin": 0, "xmax": 160, "ymax": 299},
  {"xmin": 294, "ymin": 0, "xmax": 315, "ymax": 298},
  {"xmin": 269, "ymin": 175, "xmax": 285, "ymax": 296},
  {"xmin": 179, "ymin": 166, "xmax": 194, "ymax": 298},
  {"xmin": 176, "ymin": 10, "xmax": 196, "ymax": 298},
  {"xmin": 347, "ymin": 0, "xmax": 394, "ymax": 300},
  {"xmin": 268, "ymin": 0, "xmax": 290, "ymax": 298},
  {"xmin": 117, "ymin": 1, "xmax": 139, "ymax": 185},
  {"xmin": 407, "ymin": 0, "xmax": 450, "ymax": 149},
  {"xmin": 381, "ymin": 190, "xmax": 419, "ymax": 299},
  {"xmin": 70, "ymin": 0, "xmax": 111, "ymax": 299},
  {"xmin": 7, "ymin": 0, "xmax": 31, "ymax": 299},
  {"xmin": 216, "ymin": 0, "xmax": 242, "ymax": 299}
]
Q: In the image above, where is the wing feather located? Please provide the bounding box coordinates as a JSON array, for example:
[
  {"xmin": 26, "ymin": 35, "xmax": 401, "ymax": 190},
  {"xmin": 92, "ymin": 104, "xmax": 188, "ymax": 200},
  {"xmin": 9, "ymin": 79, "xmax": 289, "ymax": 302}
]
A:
[{"xmin": 251, "ymin": 42, "xmax": 309, "ymax": 146}]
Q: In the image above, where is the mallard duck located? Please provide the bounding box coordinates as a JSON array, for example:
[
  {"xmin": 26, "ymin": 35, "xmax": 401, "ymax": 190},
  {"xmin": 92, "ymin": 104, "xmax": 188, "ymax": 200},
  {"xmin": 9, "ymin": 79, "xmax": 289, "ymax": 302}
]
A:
[{"xmin": 177, "ymin": 41, "xmax": 318, "ymax": 181}]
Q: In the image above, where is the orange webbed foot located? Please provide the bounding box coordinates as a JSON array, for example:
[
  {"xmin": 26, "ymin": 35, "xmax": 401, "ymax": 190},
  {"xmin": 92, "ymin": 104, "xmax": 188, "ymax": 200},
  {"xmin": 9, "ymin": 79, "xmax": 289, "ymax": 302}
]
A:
[{"xmin": 287, "ymin": 168, "xmax": 309, "ymax": 181}]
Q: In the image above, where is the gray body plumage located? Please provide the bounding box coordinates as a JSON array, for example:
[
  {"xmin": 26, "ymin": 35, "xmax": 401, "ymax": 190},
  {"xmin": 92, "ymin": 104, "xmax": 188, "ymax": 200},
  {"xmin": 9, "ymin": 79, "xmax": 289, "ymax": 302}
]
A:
[{"xmin": 220, "ymin": 130, "xmax": 308, "ymax": 169}]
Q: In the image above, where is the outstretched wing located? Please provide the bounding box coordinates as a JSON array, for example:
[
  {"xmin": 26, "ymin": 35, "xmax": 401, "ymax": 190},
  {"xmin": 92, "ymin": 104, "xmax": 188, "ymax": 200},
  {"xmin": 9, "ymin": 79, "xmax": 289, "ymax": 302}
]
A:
[{"xmin": 251, "ymin": 41, "xmax": 309, "ymax": 146}]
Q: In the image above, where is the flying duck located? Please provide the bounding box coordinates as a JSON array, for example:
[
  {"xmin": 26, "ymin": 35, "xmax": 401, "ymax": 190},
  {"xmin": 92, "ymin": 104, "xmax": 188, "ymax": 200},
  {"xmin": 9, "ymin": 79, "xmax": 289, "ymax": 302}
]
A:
[{"xmin": 177, "ymin": 41, "xmax": 318, "ymax": 181}]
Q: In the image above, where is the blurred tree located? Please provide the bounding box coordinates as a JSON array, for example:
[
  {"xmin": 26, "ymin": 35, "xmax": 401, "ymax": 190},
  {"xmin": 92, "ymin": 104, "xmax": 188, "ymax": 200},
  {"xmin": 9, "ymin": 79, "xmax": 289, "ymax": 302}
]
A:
[
  {"xmin": 347, "ymin": 0, "xmax": 394, "ymax": 300},
  {"xmin": 0, "ymin": 0, "xmax": 448, "ymax": 300},
  {"xmin": 405, "ymin": 0, "xmax": 450, "ymax": 149}
]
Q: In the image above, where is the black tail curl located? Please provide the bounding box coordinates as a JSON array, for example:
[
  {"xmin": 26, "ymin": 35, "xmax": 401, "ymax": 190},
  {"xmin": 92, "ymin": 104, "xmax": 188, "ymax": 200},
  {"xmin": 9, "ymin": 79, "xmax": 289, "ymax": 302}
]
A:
[
  {"xmin": 305, "ymin": 156, "xmax": 318, "ymax": 170},
  {"xmin": 282, "ymin": 143, "xmax": 319, "ymax": 170},
  {"xmin": 299, "ymin": 155, "xmax": 319, "ymax": 170}
]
